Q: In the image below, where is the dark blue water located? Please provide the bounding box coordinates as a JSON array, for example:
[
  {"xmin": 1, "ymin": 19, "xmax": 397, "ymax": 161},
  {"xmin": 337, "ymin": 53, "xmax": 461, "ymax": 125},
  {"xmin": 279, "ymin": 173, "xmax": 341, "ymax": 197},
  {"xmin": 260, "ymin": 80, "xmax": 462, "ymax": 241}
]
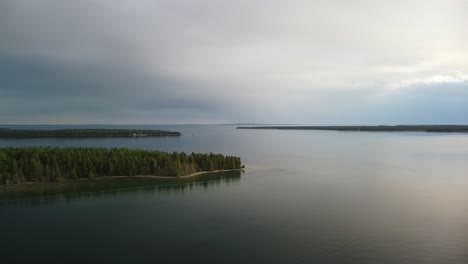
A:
[{"xmin": 1, "ymin": 125, "xmax": 468, "ymax": 263}]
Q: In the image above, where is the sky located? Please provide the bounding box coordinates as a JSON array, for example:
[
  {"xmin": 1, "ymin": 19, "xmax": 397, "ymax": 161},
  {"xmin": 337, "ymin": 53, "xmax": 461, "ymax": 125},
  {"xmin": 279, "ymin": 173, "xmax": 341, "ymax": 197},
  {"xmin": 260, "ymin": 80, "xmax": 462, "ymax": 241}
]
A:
[{"xmin": 1, "ymin": 0, "xmax": 467, "ymax": 124}]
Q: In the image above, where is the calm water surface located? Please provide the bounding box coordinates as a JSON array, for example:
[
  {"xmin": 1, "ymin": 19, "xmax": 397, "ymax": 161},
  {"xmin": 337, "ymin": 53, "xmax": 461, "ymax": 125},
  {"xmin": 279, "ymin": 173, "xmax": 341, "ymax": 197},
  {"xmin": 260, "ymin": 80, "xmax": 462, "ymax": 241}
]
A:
[{"xmin": 1, "ymin": 125, "xmax": 468, "ymax": 263}]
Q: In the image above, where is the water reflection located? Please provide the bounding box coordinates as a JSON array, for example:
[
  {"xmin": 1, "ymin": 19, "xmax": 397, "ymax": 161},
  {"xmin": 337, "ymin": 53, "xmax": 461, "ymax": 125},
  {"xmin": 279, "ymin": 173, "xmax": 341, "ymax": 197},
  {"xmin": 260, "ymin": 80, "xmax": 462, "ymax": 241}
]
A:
[
  {"xmin": 2, "ymin": 125, "xmax": 468, "ymax": 263},
  {"xmin": 0, "ymin": 170, "xmax": 242, "ymax": 206}
]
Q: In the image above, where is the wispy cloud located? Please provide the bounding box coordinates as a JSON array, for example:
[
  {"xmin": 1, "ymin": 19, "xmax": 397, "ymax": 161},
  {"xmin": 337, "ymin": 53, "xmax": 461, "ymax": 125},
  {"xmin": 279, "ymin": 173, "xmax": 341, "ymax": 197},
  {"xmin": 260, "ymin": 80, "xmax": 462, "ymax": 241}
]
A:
[{"xmin": 387, "ymin": 72, "xmax": 468, "ymax": 90}]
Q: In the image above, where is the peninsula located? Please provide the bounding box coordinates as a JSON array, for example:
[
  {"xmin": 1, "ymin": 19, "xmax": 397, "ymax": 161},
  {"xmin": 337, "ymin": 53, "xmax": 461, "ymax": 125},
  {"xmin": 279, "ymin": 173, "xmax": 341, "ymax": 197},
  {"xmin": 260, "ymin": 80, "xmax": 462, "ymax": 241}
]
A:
[
  {"xmin": 0, "ymin": 128, "xmax": 181, "ymax": 138},
  {"xmin": 237, "ymin": 125, "xmax": 468, "ymax": 133},
  {"xmin": 0, "ymin": 147, "xmax": 242, "ymax": 185}
]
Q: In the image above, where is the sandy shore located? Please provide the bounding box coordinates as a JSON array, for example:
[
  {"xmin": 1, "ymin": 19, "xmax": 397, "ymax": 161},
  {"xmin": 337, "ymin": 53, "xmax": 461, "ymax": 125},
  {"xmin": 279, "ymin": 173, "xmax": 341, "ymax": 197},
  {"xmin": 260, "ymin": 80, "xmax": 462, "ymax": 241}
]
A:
[
  {"xmin": 0, "ymin": 169, "xmax": 244, "ymax": 189},
  {"xmin": 76, "ymin": 169, "xmax": 244, "ymax": 181}
]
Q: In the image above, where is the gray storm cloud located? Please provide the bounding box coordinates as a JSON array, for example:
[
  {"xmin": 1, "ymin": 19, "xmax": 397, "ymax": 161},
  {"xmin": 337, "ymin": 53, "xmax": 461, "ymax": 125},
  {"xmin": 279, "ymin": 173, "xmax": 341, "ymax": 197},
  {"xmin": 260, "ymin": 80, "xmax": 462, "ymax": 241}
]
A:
[{"xmin": 0, "ymin": 0, "xmax": 467, "ymax": 124}]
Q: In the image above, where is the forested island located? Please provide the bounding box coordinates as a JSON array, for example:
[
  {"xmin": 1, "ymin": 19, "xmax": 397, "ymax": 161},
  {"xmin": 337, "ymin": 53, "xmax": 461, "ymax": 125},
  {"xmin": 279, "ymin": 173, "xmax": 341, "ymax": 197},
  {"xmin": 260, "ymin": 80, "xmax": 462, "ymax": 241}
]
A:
[
  {"xmin": 0, "ymin": 128, "xmax": 181, "ymax": 138},
  {"xmin": 0, "ymin": 147, "xmax": 242, "ymax": 185},
  {"xmin": 237, "ymin": 125, "xmax": 468, "ymax": 133}
]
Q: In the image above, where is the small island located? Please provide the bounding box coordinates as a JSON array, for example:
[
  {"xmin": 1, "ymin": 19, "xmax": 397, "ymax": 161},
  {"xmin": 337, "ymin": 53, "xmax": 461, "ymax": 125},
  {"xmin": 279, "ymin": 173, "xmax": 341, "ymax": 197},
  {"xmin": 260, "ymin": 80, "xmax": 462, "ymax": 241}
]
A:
[
  {"xmin": 0, "ymin": 128, "xmax": 181, "ymax": 138},
  {"xmin": 237, "ymin": 125, "xmax": 468, "ymax": 133},
  {"xmin": 0, "ymin": 147, "xmax": 243, "ymax": 185}
]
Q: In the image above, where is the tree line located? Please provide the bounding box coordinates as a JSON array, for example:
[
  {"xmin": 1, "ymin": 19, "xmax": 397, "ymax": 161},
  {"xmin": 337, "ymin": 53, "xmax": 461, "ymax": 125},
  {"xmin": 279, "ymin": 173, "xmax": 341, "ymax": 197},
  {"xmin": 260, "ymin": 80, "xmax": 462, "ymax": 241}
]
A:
[
  {"xmin": 0, "ymin": 128, "xmax": 181, "ymax": 138},
  {"xmin": 0, "ymin": 147, "xmax": 242, "ymax": 185},
  {"xmin": 237, "ymin": 125, "xmax": 468, "ymax": 133}
]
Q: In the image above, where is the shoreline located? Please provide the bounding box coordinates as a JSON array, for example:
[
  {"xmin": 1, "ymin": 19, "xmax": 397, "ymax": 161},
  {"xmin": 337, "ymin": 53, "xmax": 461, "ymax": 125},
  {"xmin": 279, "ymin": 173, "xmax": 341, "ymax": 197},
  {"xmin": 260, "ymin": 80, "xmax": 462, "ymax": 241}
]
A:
[
  {"xmin": 236, "ymin": 125, "xmax": 468, "ymax": 133},
  {"xmin": 0, "ymin": 128, "xmax": 181, "ymax": 138},
  {"xmin": 77, "ymin": 168, "xmax": 244, "ymax": 181},
  {"xmin": 0, "ymin": 169, "xmax": 245, "ymax": 190}
]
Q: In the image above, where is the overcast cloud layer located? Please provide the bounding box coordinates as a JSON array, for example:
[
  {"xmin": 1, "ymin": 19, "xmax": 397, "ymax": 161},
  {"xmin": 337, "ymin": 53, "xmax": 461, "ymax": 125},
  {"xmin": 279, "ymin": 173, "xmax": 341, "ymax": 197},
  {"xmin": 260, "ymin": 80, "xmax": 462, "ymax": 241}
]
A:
[{"xmin": 1, "ymin": 0, "xmax": 467, "ymax": 124}]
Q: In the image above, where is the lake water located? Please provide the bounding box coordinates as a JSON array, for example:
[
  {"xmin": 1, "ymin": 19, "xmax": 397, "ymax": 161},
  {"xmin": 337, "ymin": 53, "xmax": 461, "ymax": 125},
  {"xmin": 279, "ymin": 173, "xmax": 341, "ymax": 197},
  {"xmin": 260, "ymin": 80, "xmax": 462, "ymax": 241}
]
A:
[{"xmin": 1, "ymin": 125, "xmax": 468, "ymax": 263}]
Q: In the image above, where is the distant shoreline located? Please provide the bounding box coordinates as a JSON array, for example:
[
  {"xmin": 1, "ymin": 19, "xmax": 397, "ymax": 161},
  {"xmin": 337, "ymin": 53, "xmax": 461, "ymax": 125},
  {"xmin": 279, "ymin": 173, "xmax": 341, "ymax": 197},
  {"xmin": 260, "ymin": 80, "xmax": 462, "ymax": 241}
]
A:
[
  {"xmin": 0, "ymin": 128, "xmax": 181, "ymax": 138},
  {"xmin": 237, "ymin": 125, "xmax": 468, "ymax": 133}
]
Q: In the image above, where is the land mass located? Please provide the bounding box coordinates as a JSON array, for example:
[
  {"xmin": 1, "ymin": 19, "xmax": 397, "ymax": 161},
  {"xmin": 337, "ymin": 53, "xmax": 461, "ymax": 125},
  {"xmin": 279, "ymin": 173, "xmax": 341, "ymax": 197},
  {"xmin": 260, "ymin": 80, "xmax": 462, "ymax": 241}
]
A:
[
  {"xmin": 237, "ymin": 125, "xmax": 468, "ymax": 133},
  {"xmin": 0, "ymin": 147, "xmax": 243, "ymax": 185},
  {"xmin": 0, "ymin": 128, "xmax": 181, "ymax": 138},
  {"xmin": 79, "ymin": 169, "xmax": 244, "ymax": 180}
]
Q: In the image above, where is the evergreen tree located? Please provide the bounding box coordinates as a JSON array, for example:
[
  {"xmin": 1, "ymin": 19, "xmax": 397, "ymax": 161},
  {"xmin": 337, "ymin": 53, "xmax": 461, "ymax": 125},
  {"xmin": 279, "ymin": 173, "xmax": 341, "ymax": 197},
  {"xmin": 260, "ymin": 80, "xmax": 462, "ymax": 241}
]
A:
[
  {"xmin": 30, "ymin": 158, "xmax": 43, "ymax": 181},
  {"xmin": 0, "ymin": 147, "xmax": 242, "ymax": 184}
]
